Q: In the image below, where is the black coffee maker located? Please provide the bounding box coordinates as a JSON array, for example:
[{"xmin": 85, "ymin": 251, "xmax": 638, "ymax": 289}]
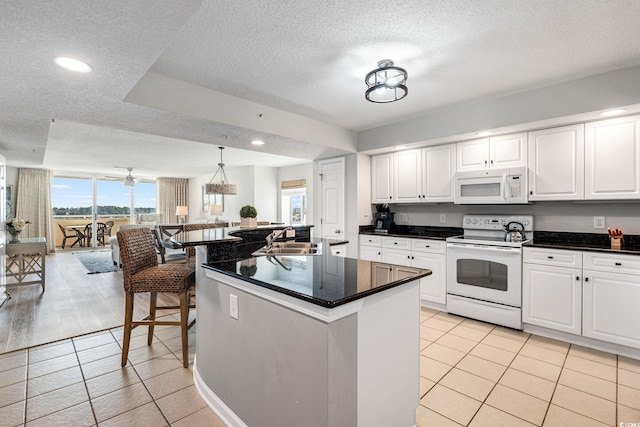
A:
[{"xmin": 374, "ymin": 204, "xmax": 395, "ymax": 233}]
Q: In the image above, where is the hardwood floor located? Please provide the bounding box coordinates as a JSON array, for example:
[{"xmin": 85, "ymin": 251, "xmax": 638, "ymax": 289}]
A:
[{"xmin": 0, "ymin": 250, "xmax": 182, "ymax": 354}]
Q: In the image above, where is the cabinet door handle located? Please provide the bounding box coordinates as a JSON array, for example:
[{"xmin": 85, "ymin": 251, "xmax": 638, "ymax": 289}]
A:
[
  {"xmin": 547, "ymin": 256, "xmax": 554, "ymax": 259},
  {"xmin": 576, "ymin": 276, "xmax": 580, "ymax": 281},
  {"xmin": 411, "ymin": 256, "xmax": 414, "ymax": 259},
  {"xmin": 490, "ymin": 159, "xmax": 493, "ymax": 165},
  {"xmin": 615, "ymin": 262, "xmax": 622, "ymax": 266},
  {"xmin": 530, "ymin": 190, "xmax": 533, "ymax": 195},
  {"xmin": 394, "ymin": 242, "xmax": 398, "ymax": 245},
  {"xmin": 484, "ymin": 160, "xmax": 488, "ymax": 166},
  {"xmin": 424, "ymin": 245, "xmax": 430, "ymax": 248},
  {"xmin": 585, "ymin": 277, "xmax": 589, "ymax": 282}
]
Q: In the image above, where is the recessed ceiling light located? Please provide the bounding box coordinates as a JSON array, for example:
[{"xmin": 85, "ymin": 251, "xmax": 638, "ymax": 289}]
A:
[
  {"xmin": 251, "ymin": 140, "xmax": 265, "ymax": 146},
  {"xmin": 54, "ymin": 57, "xmax": 93, "ymax": 73},
  {"xmin": 598, "ymin": 108, "xmax": 627, "ymax": 117},
  {"xmin": 476, "ymin": 131, "xmax": 493, "ymax": 137}
]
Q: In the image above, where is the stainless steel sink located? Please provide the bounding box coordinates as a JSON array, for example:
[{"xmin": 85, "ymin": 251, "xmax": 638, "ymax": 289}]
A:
[
  {"xmin": 271, "ymin": 242, "xmax": 318, "ymax": 249},
  {"xmin": 252, "ymin": 241, "xmax": 320, "ymax": 256}
]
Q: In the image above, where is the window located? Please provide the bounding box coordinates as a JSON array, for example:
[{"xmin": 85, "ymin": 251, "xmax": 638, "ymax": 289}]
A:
[{"xmin": 281, "ymin": 179, "xmax": 306, "ymax": 225}]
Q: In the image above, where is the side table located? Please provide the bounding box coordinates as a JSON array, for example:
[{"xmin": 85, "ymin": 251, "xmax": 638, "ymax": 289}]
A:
[{"xmin": 6, "ymin": 237, "xmax": 46, "ymax": 292}]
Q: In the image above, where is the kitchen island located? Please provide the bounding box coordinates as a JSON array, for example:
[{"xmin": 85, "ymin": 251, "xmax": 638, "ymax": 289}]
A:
[{"xmin": 191, "ymin": 241, "xmax": 430, "ymax": 427}]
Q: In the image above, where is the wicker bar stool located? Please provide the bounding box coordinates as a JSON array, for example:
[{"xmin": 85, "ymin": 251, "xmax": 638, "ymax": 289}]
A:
[{"xmin": 117, "ymin": 228, "xmax": 196, "ymax": 368}]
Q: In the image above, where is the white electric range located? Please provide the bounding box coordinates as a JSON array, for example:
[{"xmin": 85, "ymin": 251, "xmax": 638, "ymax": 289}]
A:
[{"xmin": 446, "ymin": 215, "xmax": 534, "ymax": 329}]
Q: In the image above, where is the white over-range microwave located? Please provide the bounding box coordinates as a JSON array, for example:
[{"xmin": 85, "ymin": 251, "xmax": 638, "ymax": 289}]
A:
[{"xmin": 454, "ymin": 167, "xmax": 528, "ymax": 204}]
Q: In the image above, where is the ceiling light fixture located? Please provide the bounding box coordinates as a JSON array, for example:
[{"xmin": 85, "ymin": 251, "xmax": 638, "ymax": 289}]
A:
[
  {"xmin": 598, "ymin": 108, "xmax": 627, "ymax": 117},
  {"xmin": 251, "ymin": 140, "xmax": 265, "ymax": 146},
  {"xmin": 54, "ymin": 57, "xmax": 93, "ymax": 73},
  {"xmin": 206, "ymin": 146, "xmax": 237, "ymax": 195},
  {"xmin": 123, "ymin": 168, "xmax": 135, "ymax": 187},
  {"xmin": 365, "ymin": 59, "xmax": 408, "ymax": 103}
]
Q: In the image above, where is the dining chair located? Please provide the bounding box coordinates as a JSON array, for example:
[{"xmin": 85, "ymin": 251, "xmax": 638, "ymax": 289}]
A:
[
  {"xmin": 117, "ymin": 227, "xmax": 196, "ymax": 368},
  {"xmin": 57, "ymin": 223, "xmax": 85, "ymax": 249},
  {"xmin": 155, "ymin": 224, "xmax": 185, "ymax": 264},
  {"xmin": 85, "ymin": 222, "xmax": 107, "ymax": 246}
]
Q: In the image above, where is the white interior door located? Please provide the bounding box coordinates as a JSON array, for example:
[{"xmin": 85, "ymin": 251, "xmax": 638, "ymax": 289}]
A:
[{"xmin": 319, "ymin": 158, "xmax": 344, "ymax": 240}]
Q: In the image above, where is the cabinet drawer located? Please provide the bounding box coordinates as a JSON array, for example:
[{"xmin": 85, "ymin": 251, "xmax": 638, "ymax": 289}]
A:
[
  {"xmin": 382, "ymin": 237, "xmax": 411, "ymax": 250},
  {"xmin": 523, "ymin": 247, "xmax": 582, "ymax": 268},
  {"xmin": 583, "ymin": 252, "xmax": 640, "ymax": 275},
  {"xmin": 381, "ymin": 248, "xmax": 412, "ymax": 267},
  {"xmin": 330, "ymin": 244, "xmax": 347, "ymax": 257},
  {"xmin": 359, "ymin": 235, "xmax": 382, "ymax": 247},
  {"xmin": 411, "ymin": 239, "xmax": 445, "ymax": 254}
]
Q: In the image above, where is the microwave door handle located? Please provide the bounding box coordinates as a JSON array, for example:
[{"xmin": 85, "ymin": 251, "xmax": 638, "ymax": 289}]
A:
[{"xmin": 502, "ymin": 175, "xmax": 508, "ymax": 201}]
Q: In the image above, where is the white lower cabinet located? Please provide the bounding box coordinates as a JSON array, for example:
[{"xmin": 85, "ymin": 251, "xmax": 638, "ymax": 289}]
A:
[
  {"xmin": 582, "ymin": 252, "xmax": 640, "ymax": 349},
  {"xmin": 360, "ymin": 235, "xmax": 447, "ymax": 307},
  {"xmin": 523, "ymin": 263, "xmax": 582, "ymax": 335},
  {"xmin": 359, "ymin": 235, "xmax": 382, "ymax": 262},
  {"xmin": 411, "ymin": 240, "xmax": 446, "ymax": 305},
  {"xmin": 523, "ymin": 247, "xmax": 640, "ymax": 351}
]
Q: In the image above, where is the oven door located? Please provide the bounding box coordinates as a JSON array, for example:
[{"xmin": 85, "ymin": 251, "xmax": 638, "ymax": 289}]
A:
[{"xmin": 446, "ymin": 242, "xmax": 522, "ymax": 307}]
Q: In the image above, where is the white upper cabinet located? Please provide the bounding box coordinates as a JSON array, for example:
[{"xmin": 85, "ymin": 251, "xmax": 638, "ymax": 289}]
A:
[
  {"xmin": 528, "ymin": 124, "xmax": 585, "ymax": 201},
  {"xmin": 422, "ymin": 144, "xmax": 456, "ymax": 202},
  {"xmin": 585, "ymin": 115, "xmax": 640, "ymax": 200},
  {"xmin": 456, "ymin": 138, "xmax": 490, "ymax": 171},
  {"xmin": 457, "ymin": 133, "xmax": 527, "ymax": 172},
  {"xmin": 394, "ymin": 149, "xmax": 422, "ymax": 203},
  {"xmin": 372, "ymin": 144, "xmax": 456, "ymax": 204},
  {"xmin": 371, "ymin": 153, "xmax": 394, "ymax": 203},
  {"xmin": 489, "ymin": 133, "xmax": 528, "ymax": 169}
]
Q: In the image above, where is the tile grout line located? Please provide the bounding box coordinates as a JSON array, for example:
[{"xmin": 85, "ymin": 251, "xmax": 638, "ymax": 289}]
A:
[{"xmin": 70, "ymin": 336, "xmax": 100, "ymax": 427}]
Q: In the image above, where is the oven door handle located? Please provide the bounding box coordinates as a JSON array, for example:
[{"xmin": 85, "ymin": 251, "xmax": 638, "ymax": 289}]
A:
[{"xmin": 447, "ymin": 243, "xmax": 521, "ymax": 254}]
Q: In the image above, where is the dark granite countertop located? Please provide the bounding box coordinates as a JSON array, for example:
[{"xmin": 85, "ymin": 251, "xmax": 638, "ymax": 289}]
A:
[
  {"xmin": 359, "ymin": 225, "xmax": 462, "ymax": 241},
  {"xmin": 526, "ymin": 231, "xmax": 640, "ymax": 255},
  {"xmin": 171, "ymin": 224, "xmax": 312, "ymax": 246},
  {"xmin": 202, "ymin": 238, "xmax": 431, "ymax": 308}
]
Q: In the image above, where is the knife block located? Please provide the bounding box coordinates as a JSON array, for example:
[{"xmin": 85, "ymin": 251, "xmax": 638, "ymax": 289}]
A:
[{"xmin": 610, "ymin": 236, "xmax": 623, "ymax": 250}]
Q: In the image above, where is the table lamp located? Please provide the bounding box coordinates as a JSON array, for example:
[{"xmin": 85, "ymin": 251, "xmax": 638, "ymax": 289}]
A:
[
  {"xmin": 209, "ymin": 204, "xmax": 223, "ymax": 223},
  {"xmin": 176, "ymin": 206, "xmax": 188, "ymax": 224}
]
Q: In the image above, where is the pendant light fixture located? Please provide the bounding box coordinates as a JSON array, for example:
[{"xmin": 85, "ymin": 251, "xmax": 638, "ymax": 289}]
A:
[
  {"xmin": 365, "ymin": 59, "xmax": 408, "ymax": 103},
  {"xmin": 206, "ymin": 146, "xmax": 237, "ymax": 195}
]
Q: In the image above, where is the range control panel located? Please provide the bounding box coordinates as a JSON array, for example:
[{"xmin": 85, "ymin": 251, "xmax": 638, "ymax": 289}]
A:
[{"xmin": 462, "ymin": 215, "xmax": 534, "ymax": 231}]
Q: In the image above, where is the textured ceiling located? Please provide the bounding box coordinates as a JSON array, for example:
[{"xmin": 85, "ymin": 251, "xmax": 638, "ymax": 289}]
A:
[{"xmin": 2, "ymin": 0, "xmax": 640, "ymax": 178}]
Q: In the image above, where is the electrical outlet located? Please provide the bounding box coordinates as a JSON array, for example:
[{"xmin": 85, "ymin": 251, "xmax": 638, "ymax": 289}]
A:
[
  {"xmin": 593, "ymin": 216, "xmax": 605, "ymax": 229},
  {"xmin": 401, "ymin": 213, "xmax": 408, "ymax": 223},
  {"xmin": 229, "ymin": 294, "xmax": 239, "ymax": 320},
  {"xmin": 440, "ymin": 214, "xmax": 446, "ymax": 224},
  {"xmin": 363, "ymin": 208, "xmax": 369, "ymax": 218}
]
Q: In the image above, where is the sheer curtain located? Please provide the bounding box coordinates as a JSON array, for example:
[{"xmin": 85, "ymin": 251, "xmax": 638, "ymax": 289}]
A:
[
  {"xmin": 156, "ymin": 178, "xmax": 189, "ymax": 224},
  {"xmin": 15, "ymin": 168, "xmax": 55, "ymax": 253}
]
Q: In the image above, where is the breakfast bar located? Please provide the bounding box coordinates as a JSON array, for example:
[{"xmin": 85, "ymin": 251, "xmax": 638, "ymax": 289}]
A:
[{"xmin": 181, "ymin": 234, "xmax": 430, "ymax": 427}]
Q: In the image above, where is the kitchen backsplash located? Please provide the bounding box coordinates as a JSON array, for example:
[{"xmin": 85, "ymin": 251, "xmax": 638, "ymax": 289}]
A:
[{"xmin": 385, "ymin": 201, "xmax": 640, "ymax": 234}]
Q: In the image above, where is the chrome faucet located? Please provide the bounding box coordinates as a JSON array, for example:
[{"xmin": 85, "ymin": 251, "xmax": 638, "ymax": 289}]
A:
[{"xmin": 266, "ymin": 227, "xmax": 293, "ymax": 248}]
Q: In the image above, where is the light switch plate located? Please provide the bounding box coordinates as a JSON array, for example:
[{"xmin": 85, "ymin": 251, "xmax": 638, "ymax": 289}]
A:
[{"xmin": 230, "ymin": 294, "xmax": 239, "ymax": 319}]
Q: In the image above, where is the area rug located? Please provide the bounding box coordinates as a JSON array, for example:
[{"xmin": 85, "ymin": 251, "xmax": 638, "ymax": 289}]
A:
[{"xmin": 74, "ymin": 250, "xmax": 119, "ymax": 274}]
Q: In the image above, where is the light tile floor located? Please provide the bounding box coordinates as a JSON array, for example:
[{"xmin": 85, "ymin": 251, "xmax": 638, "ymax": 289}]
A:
[
  {"xmin": 1, "ymin": 308, "xmax": 639, "ymax": 426},
  {"xmin": 418, "ymin": 307, "xmax": 640, "ymax": 427}
]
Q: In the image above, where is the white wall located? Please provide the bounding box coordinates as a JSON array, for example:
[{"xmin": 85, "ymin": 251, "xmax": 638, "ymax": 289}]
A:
[
  {"xmin": 190, "ymin": 165, "xmax": 282, "ymax": 224},
  {"xmin": 254, "ymin": 166, "xmax": 278, "ymax": 222}
]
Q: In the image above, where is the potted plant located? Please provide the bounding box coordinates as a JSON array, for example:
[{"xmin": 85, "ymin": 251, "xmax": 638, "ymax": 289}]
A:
[{"xmin": 239, "ymin": 205, "xmax": 258, "ymax": 228}]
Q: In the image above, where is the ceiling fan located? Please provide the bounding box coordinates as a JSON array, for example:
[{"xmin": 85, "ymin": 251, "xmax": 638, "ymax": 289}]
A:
[{"xmin": 108, "ymin": 166, "xmax": 136, "ymax": 187}]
